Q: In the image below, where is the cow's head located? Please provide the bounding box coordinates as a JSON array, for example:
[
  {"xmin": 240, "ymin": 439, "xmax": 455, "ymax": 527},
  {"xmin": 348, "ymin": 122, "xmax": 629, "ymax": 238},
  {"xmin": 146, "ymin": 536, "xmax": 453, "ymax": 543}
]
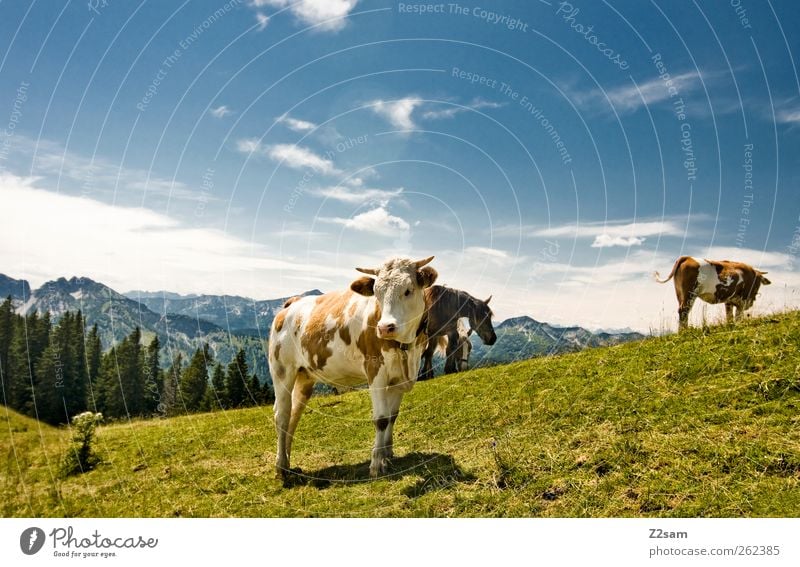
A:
[
  {"xmin": 350, "ymin": 256, "xmax": 438, "ymax": 343},
  {"xmin": 469, "ymin": 295, "xmax": 497, "ymax": 346},
  {"xmin": 742, "ymin": 270, "xmax": 772, "ymax": 311}
]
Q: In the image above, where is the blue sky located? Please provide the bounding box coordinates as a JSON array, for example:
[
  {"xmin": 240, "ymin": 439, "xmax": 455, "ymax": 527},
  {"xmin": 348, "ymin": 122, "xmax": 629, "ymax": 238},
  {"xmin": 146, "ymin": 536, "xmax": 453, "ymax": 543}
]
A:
[{"xmin": 1, "ymin": 0, "xmax": 799, "ymax": 331}]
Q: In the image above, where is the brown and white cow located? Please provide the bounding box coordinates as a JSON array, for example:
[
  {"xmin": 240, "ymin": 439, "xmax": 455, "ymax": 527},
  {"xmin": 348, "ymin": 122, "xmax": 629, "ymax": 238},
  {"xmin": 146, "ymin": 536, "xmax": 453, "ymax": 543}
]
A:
[
  {"xmin": 268, "ymin": 256, "xmax": 438, "ymax": 479},
  {"xmin": 656, "ymin": 256, "xmax": 771, "ymax": 330}
]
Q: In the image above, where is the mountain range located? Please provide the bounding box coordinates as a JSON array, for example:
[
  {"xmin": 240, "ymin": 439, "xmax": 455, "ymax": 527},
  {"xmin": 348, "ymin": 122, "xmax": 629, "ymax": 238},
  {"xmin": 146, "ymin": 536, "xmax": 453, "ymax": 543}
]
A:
[
  {"xmin": 1, "ymin": 274, "xmax": 645, "ymax": 380},
  {"xmin": 470, "ymin": 315, "xmax": 645, "ymax": 366}
]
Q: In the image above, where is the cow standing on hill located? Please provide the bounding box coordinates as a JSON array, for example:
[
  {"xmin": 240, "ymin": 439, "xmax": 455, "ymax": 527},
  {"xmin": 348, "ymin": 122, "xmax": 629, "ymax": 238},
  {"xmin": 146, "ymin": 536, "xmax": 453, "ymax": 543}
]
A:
[
  {"xmin": 656, "ymin": 256, "xmax": 771, "ymax": 330},
  {"xmin": 268, "ymin": 256, "xmax": 438, "ymax": 479}
]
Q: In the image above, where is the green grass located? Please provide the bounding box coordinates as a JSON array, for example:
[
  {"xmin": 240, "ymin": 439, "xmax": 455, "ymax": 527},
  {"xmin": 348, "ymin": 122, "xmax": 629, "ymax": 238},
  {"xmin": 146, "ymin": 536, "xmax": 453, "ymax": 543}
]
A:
[{"xmin": 2, "ymin": 312, "xmax": 800, "ymax": 517}]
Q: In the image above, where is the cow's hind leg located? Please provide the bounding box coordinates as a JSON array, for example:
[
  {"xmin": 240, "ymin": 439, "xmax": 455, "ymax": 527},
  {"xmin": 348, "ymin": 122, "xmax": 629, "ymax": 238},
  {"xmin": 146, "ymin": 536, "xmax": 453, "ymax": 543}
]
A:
[
  {"xmin": 285, "ymin": 369, "xmax": 314, "ymax": 467},
  {"xmin": 678, "ymin": 294, "xmax": 696, "ymax": 331},
  {"xmin": 418, "ymin": 338, "xmax": 436, "ymax": 380},
  {"xmin": 272, "ymin": 362, "xmax": 297, "ymax": 479},
  {"xmin": 725, "ymin": 303, "xmax": 734, "ymax": 324}
]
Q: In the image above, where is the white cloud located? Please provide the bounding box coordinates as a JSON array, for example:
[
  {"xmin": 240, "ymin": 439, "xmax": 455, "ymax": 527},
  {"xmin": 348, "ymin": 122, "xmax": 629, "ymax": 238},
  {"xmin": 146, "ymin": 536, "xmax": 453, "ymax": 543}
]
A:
[
  {"xmin": 209, "ymin": 105, "xmax": 233, "ymax": 118},
  {"xmin": 308, "ymin": 186, "xmax": 402, "ymax": 205},
  {"xmin": 370, "ymin": 97, "xmax": 423, "ymax": 130},
  {"xmin": 5, "ymin": 135, "xmax": 208, "ymax": 202},
  {"xmin": 531, "ymin": 219, "xmax": 685, "ymax": 240},
  {"xmin": 255, "ymin": 12, "xmax": 269, "ymax": 31},
  {"xmin": 235, "ymin": 140, "xmax": 341, "ymax": 176},
  {"xmin": 703, "ymin": 247, "xmax": 793, "ymax": 269},
  {"xmin": 0, "ymin": 174, "xmax": 356, "ymax": 297},
  {"xmin": 591, "ymin": 235, "xmax": 645, "ymax": 248},
  {"xmin": 570, "ymin": 71, "xmax": 703, "ymax": 113},
  {"xmin": 320, "ymin": 206, "xmax": 410, "ymax": 237},
  {"xmin": 276, "ymin": 114, "xmax": 317, "ymax": 132},
  {"xmin": 422, "ymin": 98, "xmax": 505, "ymax": 120},
  {"xmin": 464, "ymin": 246, "xmax": 509, "ymax": 259},
  {"xmin": 776, "ymin": 108, "xmax": 800, "ymax": 124},
  {"xmin": 250, "ymin": 0, "xmax": 358, "ymax": 32},
  {"xmin": 267, "ymin": 144, "xmax": 340, "ymax": 175}
]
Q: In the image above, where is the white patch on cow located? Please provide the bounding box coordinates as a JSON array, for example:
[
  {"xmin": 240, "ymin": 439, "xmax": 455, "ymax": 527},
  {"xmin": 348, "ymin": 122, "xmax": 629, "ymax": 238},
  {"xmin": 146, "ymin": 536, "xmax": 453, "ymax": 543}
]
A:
[{"xmin": 694, "ymin": 258, "xmax": 723, "ymax": 303}]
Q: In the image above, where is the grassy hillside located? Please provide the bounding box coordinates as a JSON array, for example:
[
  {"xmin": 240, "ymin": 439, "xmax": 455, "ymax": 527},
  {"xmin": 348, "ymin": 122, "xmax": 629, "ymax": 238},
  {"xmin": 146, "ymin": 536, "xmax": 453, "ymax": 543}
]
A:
[{"xmin": 2, "ymin": 312, "xmax": 799, "ymax": 517}]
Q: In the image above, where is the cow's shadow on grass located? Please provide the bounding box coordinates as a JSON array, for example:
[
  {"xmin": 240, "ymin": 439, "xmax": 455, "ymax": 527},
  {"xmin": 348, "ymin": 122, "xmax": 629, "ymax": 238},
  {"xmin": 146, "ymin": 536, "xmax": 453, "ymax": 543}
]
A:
[{"xmin": 283, "ymin": 451, "xmax": 475, "ymax": 497}]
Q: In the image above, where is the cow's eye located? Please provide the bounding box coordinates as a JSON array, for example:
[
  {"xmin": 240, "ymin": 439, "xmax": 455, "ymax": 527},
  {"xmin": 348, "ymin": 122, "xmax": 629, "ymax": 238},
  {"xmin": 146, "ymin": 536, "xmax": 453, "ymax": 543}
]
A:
[{"xmin": 404, "ymin": 289, "xmax": 411, "ymax": 297}]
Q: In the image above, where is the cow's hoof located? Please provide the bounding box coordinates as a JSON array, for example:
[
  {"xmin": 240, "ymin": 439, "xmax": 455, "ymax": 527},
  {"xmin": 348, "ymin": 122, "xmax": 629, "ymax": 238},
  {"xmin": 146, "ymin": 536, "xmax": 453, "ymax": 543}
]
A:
[{"xmin": 369, "ymin": 458, "xmax": 391, "ymax": 479}]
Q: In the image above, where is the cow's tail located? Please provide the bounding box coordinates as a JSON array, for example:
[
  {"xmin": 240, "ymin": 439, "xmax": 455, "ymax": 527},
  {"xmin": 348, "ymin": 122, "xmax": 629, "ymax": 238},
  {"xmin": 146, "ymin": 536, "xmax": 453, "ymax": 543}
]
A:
[{"xmin": 654, "ymin": 256, "xmax": 688, "ymax": 284}]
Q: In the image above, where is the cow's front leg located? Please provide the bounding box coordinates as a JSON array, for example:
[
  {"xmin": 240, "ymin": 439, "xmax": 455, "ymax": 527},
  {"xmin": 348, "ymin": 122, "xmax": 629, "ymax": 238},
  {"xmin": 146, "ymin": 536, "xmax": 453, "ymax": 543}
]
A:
[
  {"xmin": 725, "ymin": 304, "xmax": 734, "ymax": 324},
  {"xmin": 368, "ymin": 382, "xmax": 404, "ymax": 478}
]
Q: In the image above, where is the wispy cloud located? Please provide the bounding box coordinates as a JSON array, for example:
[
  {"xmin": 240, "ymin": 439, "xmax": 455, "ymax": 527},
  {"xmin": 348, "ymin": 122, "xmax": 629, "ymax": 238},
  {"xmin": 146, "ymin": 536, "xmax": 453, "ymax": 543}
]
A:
[
  {"xmin": 209, "ymin": 105, "xmax": 234, "ymax": 118},
  {"xmin": 235, "ymin": 140, "xmax": 342, "ymax": 176},
  {"xmin": 0, "ymin": 173, "xmax": 352, "ymax": 296},
  {"xmin": 591, "ymin": 235, "xmax": 645, "ymax": 248},
  {"xmin": 308, "ymin": 185, "xmax": 402, "ymax": 205},
  {"xmin": 6, "ymin": 135, "xmax": 210, "ymax": 202},
  {"xmin": 250, "ymin": 0, "xmax": 358, "ymax": 32},
  {"xmin": 320, "ymin": 206, "xmax": 410, "ymax": 237},
  {"xmin": 255, "ymin": 12, "xmax": 269, "ymax": 31},
  {"xmin": 370, "ymin": 97, "xmax": 423, "ymax": 130},
  {"xmin": 776, "ymin": 107, "xmax": 800, "ymax": 124},
  {"xmin": 569, "ymin": 71, "xmax": 704, "ymax": 113},
  {"xmin": 276, "ymin": 114, "xmax": 317, "ymax": 132},
  {"xmin": 530, "ymin": 219, "xmax": 685, "ymax": 247},
  {"xmin": 422, "ymin": 98, "xmax": 505, "ymax": 120}
]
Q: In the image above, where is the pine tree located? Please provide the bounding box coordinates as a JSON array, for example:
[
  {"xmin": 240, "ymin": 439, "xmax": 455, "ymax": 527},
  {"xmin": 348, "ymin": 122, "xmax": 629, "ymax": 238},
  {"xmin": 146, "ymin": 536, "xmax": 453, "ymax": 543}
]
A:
[
  {"xmin": 225, "ymin": 348, "xmax": 249, "ymax": 408},
  {"xmin": 179, "ymin": 344, "xmax": 210, "ymax": 412},
  {"xmin": 0, "ymin": 297, "xmax": 13, "ymax": 404},
  {"xmin": 95, "ymin": 347, "xmax": 122, "ymax": 418},
  {"xmin": 143, "ymin": 336, "xmax": 161, "ymax": 414},
  {"xmin": 85, "ymin": 325, "xmax": 102, "ymax": 383},
  {"xmin": 204, "ymin": 362, "xmax": 226, "ymax": 411},
  {"xmin": 119, "ymin": 327, "xmax": 144, "ymax": 416},
  {"xmin": 61, "ymin": 311, "xmax": 88, "ymax": 418},
  {"xmin": 162, "ymin": 352, "xmax": 183, "ymax": 416},
  {"xmin": 248, "ymin": 373, "xmax": 262, "ymax": 406},
  {"xmin": 261, "ymin": 377, "xmax": 275, "ymax": 405},
  {"xmin": 8, "ymin": 312, "xmax": 51, "ymax": 415}
]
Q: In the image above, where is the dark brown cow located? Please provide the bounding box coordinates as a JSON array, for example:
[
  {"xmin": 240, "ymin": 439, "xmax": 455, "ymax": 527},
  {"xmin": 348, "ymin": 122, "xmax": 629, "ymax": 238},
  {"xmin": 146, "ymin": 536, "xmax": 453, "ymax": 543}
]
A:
[
  {"xmin": 656, "ymin": 256, "xmax": 771, "ymax": 330},
  {"xmin": 418, "ymin": 285, "xmax": 496, "ymax": 380}
]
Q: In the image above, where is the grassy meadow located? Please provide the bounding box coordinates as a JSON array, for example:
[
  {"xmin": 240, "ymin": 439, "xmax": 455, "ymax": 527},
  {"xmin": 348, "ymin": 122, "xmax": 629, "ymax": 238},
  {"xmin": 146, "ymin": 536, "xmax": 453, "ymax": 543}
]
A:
[{"xmin": 2, "ymin": 311, "xmax": 799, "ymax": 517}]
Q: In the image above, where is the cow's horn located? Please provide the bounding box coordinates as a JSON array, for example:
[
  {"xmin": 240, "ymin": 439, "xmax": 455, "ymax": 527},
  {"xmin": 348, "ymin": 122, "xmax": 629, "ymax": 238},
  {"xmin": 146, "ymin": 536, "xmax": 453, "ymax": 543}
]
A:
[
  {"xmin": 414, "ymin": 256, "xmax": 435, "ymax": 268},
  {"xmin": 484, "ymin": 295, "xmax": 492, "ymax": 304},
  {"xmin": 355, "ymin": 267, "xmax": 379, "ymax": 276},
  {"xmin": 759, "ymin": 271, "xmax": 768, "ymax": 275}
]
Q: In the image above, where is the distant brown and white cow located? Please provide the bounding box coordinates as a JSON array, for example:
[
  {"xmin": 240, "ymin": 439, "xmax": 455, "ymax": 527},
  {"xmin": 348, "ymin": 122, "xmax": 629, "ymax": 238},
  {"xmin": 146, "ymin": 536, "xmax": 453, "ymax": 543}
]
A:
[
  {"xmin": 656, "ymin": 256, "xmax": 771, "ymax": 330},
  {"xmin": 268, "ymin": 256, "xmax": 438, "ymax": 479}
]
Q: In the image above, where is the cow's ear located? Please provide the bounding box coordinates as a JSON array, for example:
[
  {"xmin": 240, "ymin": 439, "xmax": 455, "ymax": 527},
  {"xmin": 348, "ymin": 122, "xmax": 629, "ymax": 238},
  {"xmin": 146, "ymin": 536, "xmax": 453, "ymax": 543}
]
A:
[
  {"xmin": 416, "ymin": 266, "xmax": 438, "ymax": 288},
  {"xmin": 350, "ymin": 276, "xmax": 375, "ymax": 296},
  {"xmin": 760, "ymin": 275, "xmax": 772, "ymax": 285}
]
